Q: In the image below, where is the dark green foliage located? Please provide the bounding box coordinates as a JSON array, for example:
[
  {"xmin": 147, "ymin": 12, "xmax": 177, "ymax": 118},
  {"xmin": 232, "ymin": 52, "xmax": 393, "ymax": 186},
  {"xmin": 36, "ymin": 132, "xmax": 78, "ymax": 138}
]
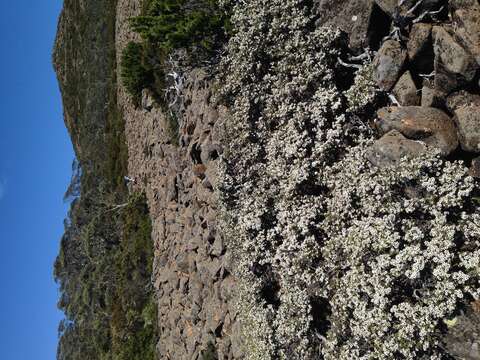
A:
[
  {"xmin": 56, "ymin": 192, "xmax": 158, "ymax": 360},
  {"xmin": 120, "ymin": 42, "xmax": 153, "ymax": 106},
  {"xmin": 130, "ymin": 0, "xmax": 230, "ymax": 54},
  {"xmin": 119, "ymin": 0, "xmax": 231, "ymax": 108},
  {"xmin": 166, "ymin": 111, "xmax": 180, "ymax": 146},
  {"xmin": 201, "ymin": 342, "xmax": 218, "ymax": 360},
  {"xmin": 110, "ymin": 193, "xmax": 158, "ymax": 360}
]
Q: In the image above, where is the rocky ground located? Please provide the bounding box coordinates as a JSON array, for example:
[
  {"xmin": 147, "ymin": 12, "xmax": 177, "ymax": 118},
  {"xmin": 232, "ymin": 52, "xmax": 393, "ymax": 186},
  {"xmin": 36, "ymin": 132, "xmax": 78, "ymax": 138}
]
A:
[{"xmin": 115, "ymin": 1, "xmax": 241, "ymax": 359}]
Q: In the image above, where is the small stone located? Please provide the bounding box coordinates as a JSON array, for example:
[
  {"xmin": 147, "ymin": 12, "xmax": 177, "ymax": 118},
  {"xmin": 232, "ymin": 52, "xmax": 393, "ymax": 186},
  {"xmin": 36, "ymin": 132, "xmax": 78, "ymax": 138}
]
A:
[
  {"xmin": 211, "ymin": 236, "xmax": 224, "ymax": 257},
  {"xmin": 373, "ymin": 40, "xmax": 407, "ymax": 91},
  {"xmin": 141, "ymin": 88, "xmax": 155, "ymax": 111},
  {"xmin": 408, "ymin": 23, "xmax": 432, "ymax": 61},
  {"xmin": 367, "ymin": 130, "xmax": 427, "ymax": 167},
  {"xmin": 376, "ymin": 106, "xmax": 458, "ymax": 155},
  {"xmin": 453, "ymin": 106, "xmax": 480, "ymax": 153},
  {"xmin": 469, "ymin": 157, "xmax": 480, "ymax": 178},
  {"xmin": 166, "ymin": 176, "xmax": 178, "ymax": 202},
  {"xmin": 392, "ymin": 71, "xmax": 420, "ymax": 106},
  {"xmin": 421, "ymin": 85, "xmax": 442, "ymax": 108},
  {"xmin": 446, "ymin": 91, "xmax": 480, "ymax": 112},
  {"xmin": 175, "ymin": 252, "xmax": 189, "ymax": 273},
  {"xmin": 208, "ymin": 258, "xmax": 222, "ymax": 279}
]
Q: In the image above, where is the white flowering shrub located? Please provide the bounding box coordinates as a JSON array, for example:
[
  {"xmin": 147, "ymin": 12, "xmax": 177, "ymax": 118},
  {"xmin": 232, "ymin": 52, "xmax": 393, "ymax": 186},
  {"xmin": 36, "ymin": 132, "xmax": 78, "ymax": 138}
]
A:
[
  {"xmin": 344, "ymin": 63, "xmax": 378, "ymax": 113},
  {"xmin": 216, "ymin": 0, "xmax": 480, "ymax": 359},
  {"xmin": 322, "ymin": 148, "xmax": 480, "ymax": 359}
]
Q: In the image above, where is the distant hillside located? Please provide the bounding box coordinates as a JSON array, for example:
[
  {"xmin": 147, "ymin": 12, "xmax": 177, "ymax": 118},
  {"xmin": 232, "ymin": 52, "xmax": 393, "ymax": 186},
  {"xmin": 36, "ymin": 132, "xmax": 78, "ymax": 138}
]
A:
[{"xmin": 53, "ymin": 0, "xmax": 158, "ymax": 359}]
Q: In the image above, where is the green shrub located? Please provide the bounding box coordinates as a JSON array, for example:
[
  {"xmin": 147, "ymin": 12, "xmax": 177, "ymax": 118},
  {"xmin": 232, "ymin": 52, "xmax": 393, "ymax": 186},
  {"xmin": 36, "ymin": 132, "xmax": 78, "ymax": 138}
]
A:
[
  {"xmin": 201, "ymin": 341, "xmax": 218, "ymax": 360},
  {"xmin": 120, "ymin": 42, "xmax": 153, "ymax": 105},
  {"xmin": 130, "ymin": 0, "xmax": 229, "ymax": 54},
  {"xmin": 120, "ymin": 0, "xmax": 231, "ymax": 107}
]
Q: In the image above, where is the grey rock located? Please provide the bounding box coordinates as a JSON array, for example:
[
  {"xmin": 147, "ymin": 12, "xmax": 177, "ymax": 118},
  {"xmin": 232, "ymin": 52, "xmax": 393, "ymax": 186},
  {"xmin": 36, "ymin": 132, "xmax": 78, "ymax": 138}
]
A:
[
  {"xmin": 433, "ymin": 25, "xmax": 478, "ymax": 83},
  {"xmin": 444, "ymin": 308, "xmax": 480, "ymax": 360},
  {"xmin": 367, "ymin": 130, "xmax": 427, "ymax": 167},
  {"xmin": 453, "ymin": 106, "xmax": 480, "ymax": 153},
  {"xmin": 407, "ymin": 23, "xmax": 432, "ymax": 61},
  {"xmin": 376, "ymin": 106, "xmax": 458, "ymax": 155},
  {"xmin": 189, "ymin": 303, "xmax": 202, "ymax": 322},
  {"xmin": 315, "ymin": 0, "xmax": 376, "ymax": 51},
  {"xmin": 374, "ymin": 0, "xmax": 398, "ymax": 15},
  {"xmin": 373, "ymin": 40, "xmax": 407, "ymax": 91},
  {"xmin": 375, "ymin": 0, "xmax": 417, "ymax": 16},
  {"xmin": 176, "ymin": 252, "xmax": 189, "ymax": 273},
  {"xmin": 469, "ymin": 157, "xmax": 480, "ymax": 178},
  {"xmin": 190, "ymin": 275, "xmax": 204, "ymax": 305},
  {"xmin": 454, "ymin": 8, "xmax": 480, "ymax": 66},
  {"xmin": 208, "ymin": 258, "xmax": 222, "ymax": 279},
  {"xmin": 141, "ymin": 88, "xmax": 155, "ymax": 111},
  {"xmin": 446, "ymin": 90, "xmax": 480, "ymax": 112},
  {"xmin": 220, "ymin": 277, "xmax": 236, "ymax": 301},
  {"xmin": 211, "ymin": 236, "xmax": 224, "ymax": 257},
  {"xmin": 450, "ymin": 0, "xmax": 480, "ymax": 11},
  {"xmin": 421, "ymin": 85, "xmax": 442, "ymax": 108},
  {"xmin": 393, "ymin": 71, "xmax": 420, "ymax": 106}
]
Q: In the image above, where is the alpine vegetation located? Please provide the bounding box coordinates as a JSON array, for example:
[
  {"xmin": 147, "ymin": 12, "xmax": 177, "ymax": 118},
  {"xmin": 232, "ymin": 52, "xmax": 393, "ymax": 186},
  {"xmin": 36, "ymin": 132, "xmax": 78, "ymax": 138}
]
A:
[{"xmin": 217, "ymin": 0, "xmax": 480, "ymax": 359}]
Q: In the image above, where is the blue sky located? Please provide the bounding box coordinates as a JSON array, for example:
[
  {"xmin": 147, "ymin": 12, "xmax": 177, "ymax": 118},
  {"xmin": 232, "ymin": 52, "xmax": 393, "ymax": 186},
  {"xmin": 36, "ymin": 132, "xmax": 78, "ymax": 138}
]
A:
[{"xmin": 0, "ymin": 1, "xmax": 73, "ymax": 359}]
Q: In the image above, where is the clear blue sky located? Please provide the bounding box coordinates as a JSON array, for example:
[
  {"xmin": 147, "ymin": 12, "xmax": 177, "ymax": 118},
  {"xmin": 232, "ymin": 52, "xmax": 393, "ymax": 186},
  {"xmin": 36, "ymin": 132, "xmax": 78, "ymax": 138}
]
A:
[{"xmin": 0, "ymin": 1, "xmax": 73, "ymax": 359}]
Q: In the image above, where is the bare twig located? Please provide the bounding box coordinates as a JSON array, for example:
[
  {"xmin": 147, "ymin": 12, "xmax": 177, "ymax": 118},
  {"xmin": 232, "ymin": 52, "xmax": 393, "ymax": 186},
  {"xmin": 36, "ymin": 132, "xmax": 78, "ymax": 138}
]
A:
[
  {"xmin": 337, "ymin": 57, "xmax": 363, "ymax": 70},
  {"xmin": 389, "ymin": 93, "xmax": 402, "ymax": 107}
]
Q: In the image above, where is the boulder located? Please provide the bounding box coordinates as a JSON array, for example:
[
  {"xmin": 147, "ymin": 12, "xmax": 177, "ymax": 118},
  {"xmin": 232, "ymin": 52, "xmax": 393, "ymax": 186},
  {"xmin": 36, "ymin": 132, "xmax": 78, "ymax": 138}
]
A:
[
  {"xmin": 446, "ymin": 91, "xmax": 480, "ymax": 112},
  {"xmin": 393, "ymin": 71, "xmax": 420, "ymax": 106},
  {"xmin": 376, "ymin": 106, "xmax": 458, "ymax": 155},
  {"xmin": 315, "ymin": 0, "xmax": 377, "ymax": 51},
  {"xmin": 374, "ymin": 0, "xmax": 397, "ymax": 15},
  {"xmin": 367, "ymin": 130, "xmax": 427, "ymax": 167},
  {"xmin": 432, "ymin": 26, "xmax": 477, "ymax": 83},
  {"xmin": 450, "ymin": 0, "xmax": 480, "ymax": 11},
  {"xmin": 373, "ymin": 40, "xmax": 407, "ymax": 91},
  {"xmin": 453, "ymin": 8, "xmax": 480, "ymax": 66},
  {"xmin": 421, "ymin": 85, "xmax": 442, "ymax": 108},
  {"xmin": 453, "ymin": 106, "xmax": 480, "ymax": 153},
  {"xmin": 407, "ymin": 23, "xmax": 432, "ymax": 61}
]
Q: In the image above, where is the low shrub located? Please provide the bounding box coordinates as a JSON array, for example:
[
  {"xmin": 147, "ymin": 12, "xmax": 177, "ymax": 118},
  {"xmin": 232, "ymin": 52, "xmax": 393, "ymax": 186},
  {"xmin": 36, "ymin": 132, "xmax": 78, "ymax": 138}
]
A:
[{"xmin": 120, "ymin": 42, "xmax": 153, "ymax": 106}]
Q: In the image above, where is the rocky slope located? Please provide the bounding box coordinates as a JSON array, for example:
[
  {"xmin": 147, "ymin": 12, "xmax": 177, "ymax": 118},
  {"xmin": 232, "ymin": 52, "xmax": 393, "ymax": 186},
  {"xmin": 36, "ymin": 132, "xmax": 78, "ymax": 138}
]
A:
[{"xmin": 115, "ymin": 1, "xmax": 240, "ymax": 358}]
